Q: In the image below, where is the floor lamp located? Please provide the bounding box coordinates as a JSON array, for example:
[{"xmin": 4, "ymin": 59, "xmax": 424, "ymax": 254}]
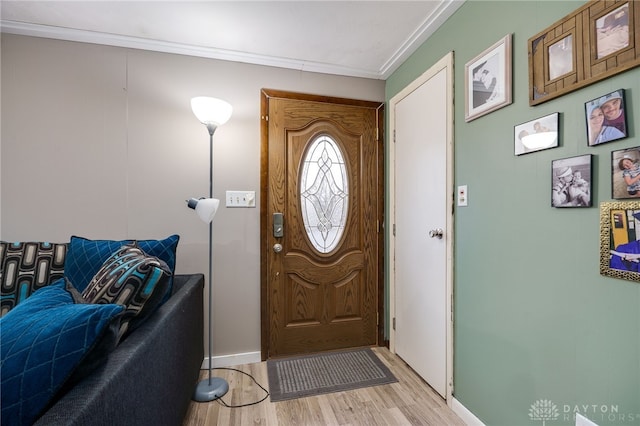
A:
[{"xmin": 187, "ymin": 96, "xmax": 233, "ymax": 402}]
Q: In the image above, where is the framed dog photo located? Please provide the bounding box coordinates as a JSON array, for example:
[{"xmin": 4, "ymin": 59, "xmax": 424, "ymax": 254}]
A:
[
  {"xmin": 514, "ymin": 112, "xmax": 559, "ymax": 156},
  {"xmin": 600, "ymin": 201, "xmax": 640, "ymax": 282},
  {"xmin": 612, "ymin": 146, "xmax": 640, "ymax": 199},
  {"xmin": 551, "ymin": 154, "xmax": 592, "ymax": 208},
  {"xmin": 585, "ymin": 89, "xmax": 627, "ymax": 146},
  {"xmin": 464, "ymin": 34, "xmax": 512, "ymax": 122}
]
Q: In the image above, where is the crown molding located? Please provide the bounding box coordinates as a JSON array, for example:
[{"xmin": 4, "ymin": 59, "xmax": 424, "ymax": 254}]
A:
[
  {"xmin": 379, "ymin": 0, "xmax": 464, "ymax": 78},
  {"xmin": 0, "ymin": 20, "xmax": 383, "ymax": 80},
  {"xmin": 1, "ymin": 0, "xmax": 464, "ymax": 81}
]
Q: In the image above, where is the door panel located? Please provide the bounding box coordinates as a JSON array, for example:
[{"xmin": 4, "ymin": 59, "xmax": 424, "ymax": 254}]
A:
[
  {"xmin": 390, "ymin": 53, "xmax": 453, "ymax": 400},
  {"xmin": 261, "ymin": 91, "xmax": 383, "ymax": 358}
]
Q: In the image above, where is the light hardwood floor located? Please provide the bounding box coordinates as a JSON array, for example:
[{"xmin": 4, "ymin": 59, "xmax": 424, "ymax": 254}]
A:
[{"xmin": 182, "ymin": 347, "xmax": 465, "ymax": 425}]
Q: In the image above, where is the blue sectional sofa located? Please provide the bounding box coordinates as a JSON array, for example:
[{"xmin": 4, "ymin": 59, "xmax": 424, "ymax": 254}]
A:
[
  {"xmin": 1, "ymin": 238, "xmax": 204, "ymax": 426},
  {"xmin": 35, "ymin": 273, "xmax": 204, "ymax": 426}
]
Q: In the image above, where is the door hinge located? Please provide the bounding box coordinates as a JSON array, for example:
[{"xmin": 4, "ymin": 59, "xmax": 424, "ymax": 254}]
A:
[
  {"xmin": 376, "ymin": 127, "xmax": 379, "ymax": 141},
  {"xmin": 392, "ymin": 317, "xmax": 396, "ymax": 330},
  {"xmin": 376, "ymin": 312, "xmax": 379, "ymax": 326},
  {"xmin": 393, "ymin": 129, "xmax": 396, "ymax": 143},
  {"xmin": 451, "ymin": 293, "xmax": 455, "ymax": 324},
  {"xmin": 393, "ymin": 223, "xmax": 396, "ymax": 237}
]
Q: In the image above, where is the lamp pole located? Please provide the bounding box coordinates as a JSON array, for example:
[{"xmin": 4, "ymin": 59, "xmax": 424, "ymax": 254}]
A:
[
  {"xmin": 206, "ymin": 125, "xmax": 214, "ymax": 388},
  {"xmin": 189, "ymin": 97, "xmax": 232, "ymax": 402}
]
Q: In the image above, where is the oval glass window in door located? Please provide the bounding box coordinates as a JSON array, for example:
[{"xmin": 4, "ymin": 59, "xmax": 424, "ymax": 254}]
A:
[{"xmin": 300, "ymin": 135, "xmax": 349, "ymax": 253}]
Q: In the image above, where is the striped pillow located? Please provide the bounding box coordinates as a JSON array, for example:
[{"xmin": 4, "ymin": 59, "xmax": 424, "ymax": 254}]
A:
[
  {"xmin": 0, "ymin": 241, "xmax": 67, "ymax": 317},
  {"xmin": 82, "ymin": 244, "xmax": 171, "ymax": 339}
]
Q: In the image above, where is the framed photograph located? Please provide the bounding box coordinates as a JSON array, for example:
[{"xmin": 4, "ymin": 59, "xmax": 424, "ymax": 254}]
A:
[
  {"xmin": 514, "ymin": 112, "xmax": 559, "ymax": 156},
  {"xmin": 464, "ymin": 34, "xmax": 512, "ymax": 122},
  {"xmin": 528, "ymin": 0, "xmax": 639, "ymax": 106},
  {"xmin": 600, "ymin": 201, "xmax": 640, "ymax": 282},
  {"xmin": 551, "ymin": 154, "xmax": 592, "ymax": 208},
  {"xmin": 548, "ymin": 35, "xmax": 574, "ymax": 81},
  {"xmin": 585, "ymin": 89, "xmax": 627, "ymax": 146},
  {"xmin": 611, "ymin": 146, "xmax": 640, "ymax": 199},
  {"xmin": 596, "ymin": 3, "xmax": 630, "ymax": 59}
]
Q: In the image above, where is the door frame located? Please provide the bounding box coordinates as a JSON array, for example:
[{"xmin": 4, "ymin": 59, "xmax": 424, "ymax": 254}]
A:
[
  {"xmin": 259, "ymin": 88, "xmax": 385, "ymax": 360},
  {"xmin": 388, "ymin": 52, "xmax": 455, "ymax": 403}
]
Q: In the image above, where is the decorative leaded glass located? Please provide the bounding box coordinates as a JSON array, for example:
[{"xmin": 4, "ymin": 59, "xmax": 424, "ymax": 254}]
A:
[{"xmin": 300, "ymin": 135, "xmax": 349, "ymax": 253}]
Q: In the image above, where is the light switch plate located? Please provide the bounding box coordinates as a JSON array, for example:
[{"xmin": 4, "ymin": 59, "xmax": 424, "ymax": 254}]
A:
[
  {"xmin": 457, "ymin": 185, "xmax": 468, "ymax": 207},
  {"xmin": 226, "ymin": 190, "xmax": 256, "ymax": 208}
]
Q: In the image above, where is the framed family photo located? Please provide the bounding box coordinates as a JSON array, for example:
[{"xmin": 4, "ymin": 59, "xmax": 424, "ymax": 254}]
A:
[
  {"xmin": 551, "ymin": 154, "xmax": 592, "ymax": 208},
  {"xmin": 514, "ymin": 112, "xmax": 559, "ymax": 156},
  {"xmin": 585, "ymin": 89, "xmax": 627, "ymax": 146},
  {"xmin": 600, "ymin": 201, "xmax": 640, "ymax": 283},
  {"xmin": 464, "ymin": 34, "xmax": 512, "ymax": 122},
  {"xmin": 611, "ymin": 146, "xmax": 640, "ymax": 199}
]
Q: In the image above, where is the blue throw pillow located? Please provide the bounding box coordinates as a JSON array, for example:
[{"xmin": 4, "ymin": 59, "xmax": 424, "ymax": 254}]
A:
[
  {"xmin": 82, "ymin": 244, "xmax": 171, "ymax": 339},
  {"xmin": 63, "ymin": 235, "xmax": 179, "ymax": 301},
  {"xmin": 0, "ymin": 279, "xmax": 124, "ymax": 426}
]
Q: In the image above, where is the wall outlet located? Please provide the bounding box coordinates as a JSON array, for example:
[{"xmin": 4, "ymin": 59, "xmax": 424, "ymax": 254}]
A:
[
  {"xmin": 457, "ymin": 185, "xmax": 468, "ymax": 207},
  {"xmin": 226, "ymin": 191, "xmax": 256, "ymax": 208}
]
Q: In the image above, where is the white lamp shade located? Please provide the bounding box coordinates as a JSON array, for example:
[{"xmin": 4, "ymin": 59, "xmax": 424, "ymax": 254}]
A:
[
  {"xmin": 187, "ymin": 198, "xmax": 220, "ymax": 223},
  {"xmin": 191, "ymin": 97, "xmax": 232, "ymax": 126}
]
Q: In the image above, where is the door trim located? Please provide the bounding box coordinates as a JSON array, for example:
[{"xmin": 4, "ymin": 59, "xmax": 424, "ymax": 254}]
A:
[
  {"xmin": 259, "ymin": 89, "xmax": 385, "ymax": 360},
  {"xmin": 388, "ymin": 52, "xmax": 455, "ymax": 403}
]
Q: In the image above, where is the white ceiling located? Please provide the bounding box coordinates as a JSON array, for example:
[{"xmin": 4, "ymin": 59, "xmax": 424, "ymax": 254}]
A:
[{"xmin": 0, "ymin": 1, "xmax": 464, "ymax": 79}]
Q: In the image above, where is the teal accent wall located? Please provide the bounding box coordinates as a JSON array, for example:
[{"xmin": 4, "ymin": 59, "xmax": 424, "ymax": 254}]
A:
[{"xmin": 386, "ymin": 1, "xmax": 639, "ymax": 425}]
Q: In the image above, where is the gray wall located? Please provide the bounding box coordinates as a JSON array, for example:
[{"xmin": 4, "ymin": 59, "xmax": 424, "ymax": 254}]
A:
[
  {"xmin": 0, "ymin": 34, "xmax": 384, "ymax": 365},
  {"xmin": 387, "ymin": 1, "xmax": 639, "ymax": 425}
]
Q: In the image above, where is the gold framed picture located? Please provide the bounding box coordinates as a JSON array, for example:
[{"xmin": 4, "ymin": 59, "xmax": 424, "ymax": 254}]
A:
[{"xmin": 600, "ymin": 201, "xmax": 640, "ymax": 282}]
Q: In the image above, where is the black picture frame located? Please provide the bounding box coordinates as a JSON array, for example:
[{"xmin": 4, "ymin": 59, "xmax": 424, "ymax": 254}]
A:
[
  {"xmin": 514, "ymin": 112, "xmax": 560, "ymax": 156},
  {"xmin": 611, "ymin": 146, "xmax": 640, "ymax": 199},
  {"xmin": 551, "ymin": 154, "xmax": 593, "ymax": 208},
  {"xmin": 585, "ymin": 89, "xmax": 628, "ymax": 146}
]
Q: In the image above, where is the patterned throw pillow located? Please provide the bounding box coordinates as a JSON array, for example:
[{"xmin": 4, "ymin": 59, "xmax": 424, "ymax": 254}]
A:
[
  {"xmin": 0, "ymin": 279, "xmax": 124, "ymax": 426},
  {"xmin": 63, "ymin": 235, "xmax": 179, "ymax": 302},
  {"xmin": 0, "ymin": 241, "xmax": 68, "ymax": 316},
  {"xmin": 82, "ymin": 244, "xmax": 171, "ymax": 339}
]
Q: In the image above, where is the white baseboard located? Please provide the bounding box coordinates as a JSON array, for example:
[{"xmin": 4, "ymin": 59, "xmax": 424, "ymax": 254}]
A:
[
  {"xmin": 452, "ymin": 397, "xmax": 486, "ymax": 426},
  {"xmin": 200, "ymin": 351, "xmax": 262, "ymax": 369}
]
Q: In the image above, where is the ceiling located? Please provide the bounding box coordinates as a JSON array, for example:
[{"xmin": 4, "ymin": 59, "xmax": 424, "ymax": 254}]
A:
[{"xmin": 0, "ymin": 1, "xmax": 464, "ymax": 79}]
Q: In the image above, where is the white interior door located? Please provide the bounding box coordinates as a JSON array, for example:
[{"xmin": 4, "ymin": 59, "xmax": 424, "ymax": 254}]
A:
[{"xmin": 390, "ymin": 53, "xmax": 453, "ymax": 400}]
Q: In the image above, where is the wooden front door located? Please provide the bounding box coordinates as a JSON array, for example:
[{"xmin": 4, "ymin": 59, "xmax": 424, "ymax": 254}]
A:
[{"xmin": 260, "ymin": 89, "xmax": 384, "ymax": 359}]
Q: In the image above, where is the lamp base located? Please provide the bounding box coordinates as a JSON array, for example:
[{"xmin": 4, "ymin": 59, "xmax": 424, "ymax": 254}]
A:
[{"xmin": 192, "ymin": 377, "xmax": 229, "ymax": 402}]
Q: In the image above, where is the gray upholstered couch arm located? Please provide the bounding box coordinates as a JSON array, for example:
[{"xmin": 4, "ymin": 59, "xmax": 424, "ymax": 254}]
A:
[{"xmin": 35, "ymin": 274, "xmax": 204, "ymax": 426}]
